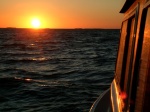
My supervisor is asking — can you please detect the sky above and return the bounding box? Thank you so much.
[0,0,125,29]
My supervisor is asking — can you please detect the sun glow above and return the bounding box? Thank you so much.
[31,18,41,28]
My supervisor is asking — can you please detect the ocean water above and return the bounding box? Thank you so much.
[0,28,119,112]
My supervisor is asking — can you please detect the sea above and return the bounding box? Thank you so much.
[0,28,120,112]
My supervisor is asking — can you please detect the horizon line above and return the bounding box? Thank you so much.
[0,27,120,30]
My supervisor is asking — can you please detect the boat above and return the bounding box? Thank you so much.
[90,0,150,112]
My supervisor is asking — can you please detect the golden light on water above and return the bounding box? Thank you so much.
[25,78,32,81]
[32,57,47,61]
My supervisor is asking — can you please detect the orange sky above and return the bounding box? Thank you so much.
[0,0,125,29]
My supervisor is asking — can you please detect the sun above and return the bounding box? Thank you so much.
[31,18,41,28]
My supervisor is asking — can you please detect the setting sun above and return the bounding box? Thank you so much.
[31,18,41,28]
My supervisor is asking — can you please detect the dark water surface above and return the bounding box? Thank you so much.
[0,28,119,112]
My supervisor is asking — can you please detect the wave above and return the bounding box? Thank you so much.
[0,77,33,88]
[0,57,50,64]
[2,43,26,48]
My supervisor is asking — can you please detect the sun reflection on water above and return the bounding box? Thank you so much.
[25,78,32,81]
[30,43,35,46]
[32,57,47,61]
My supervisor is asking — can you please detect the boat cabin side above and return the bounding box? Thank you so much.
[112,0,150,112]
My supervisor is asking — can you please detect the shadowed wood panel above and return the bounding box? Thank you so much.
[135,7,150,112]
[115,21,128,86]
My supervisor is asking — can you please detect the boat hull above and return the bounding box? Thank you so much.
[89,89,112,112]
